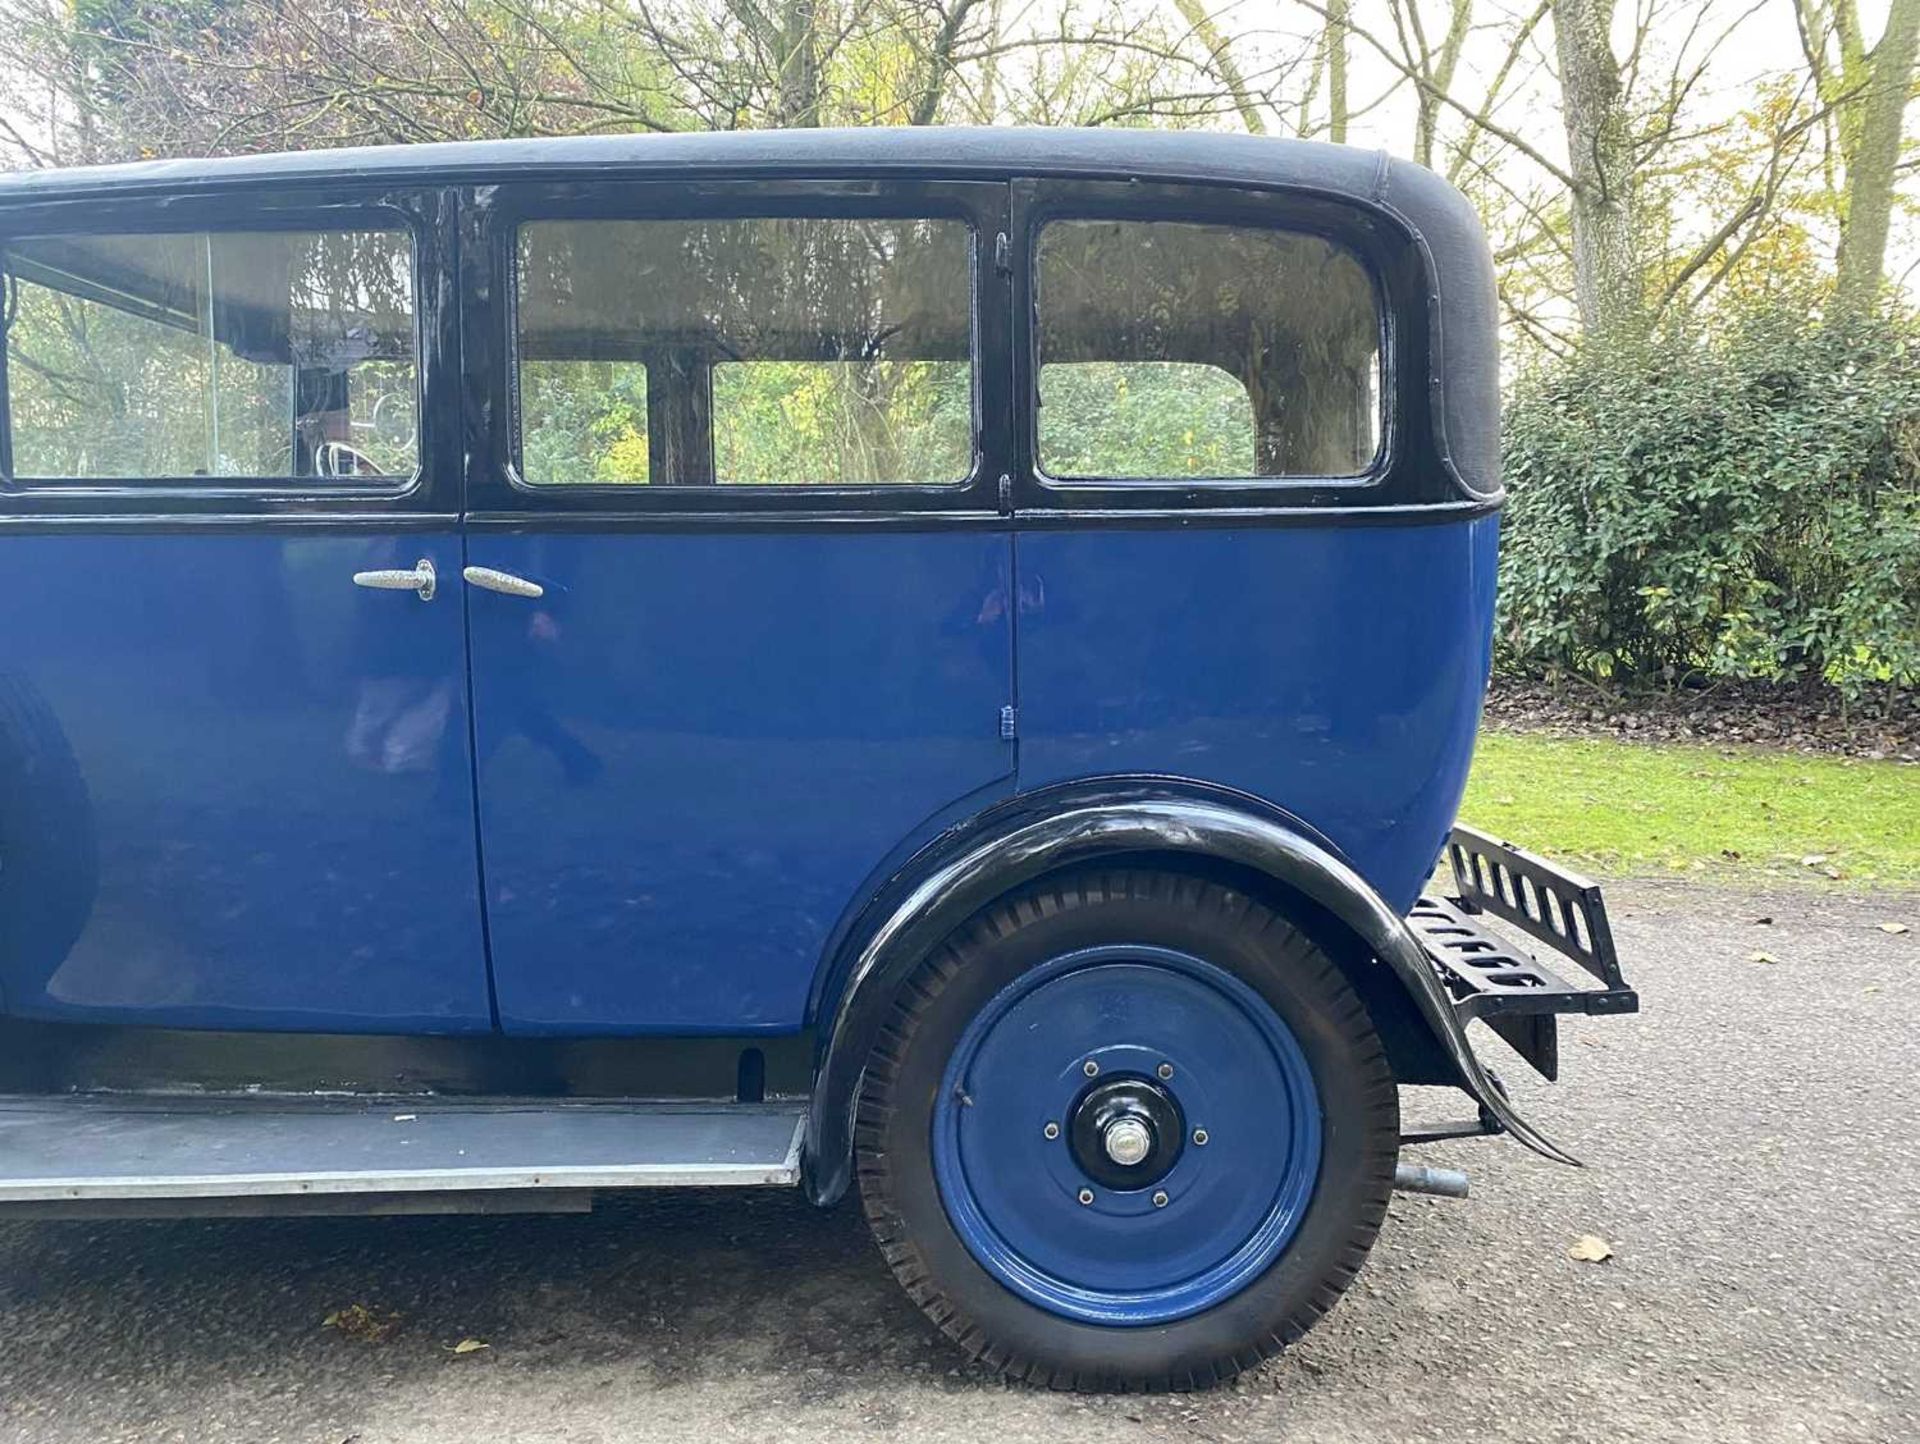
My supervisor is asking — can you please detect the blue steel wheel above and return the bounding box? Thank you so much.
[856,870,1399,1391]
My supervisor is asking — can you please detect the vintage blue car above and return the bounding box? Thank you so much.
[0,129,1635,1389]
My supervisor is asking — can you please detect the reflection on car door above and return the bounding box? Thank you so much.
[0,204,493,1032]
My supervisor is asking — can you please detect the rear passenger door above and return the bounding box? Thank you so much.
[0,188,494,1032]
[462,181,1017,1034]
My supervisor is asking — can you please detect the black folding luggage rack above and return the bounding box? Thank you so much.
[1410,825,1639,1083]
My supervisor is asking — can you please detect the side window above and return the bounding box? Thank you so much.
[515,216,974,486]
[1034,219,1381,481]
[3,227,417,482]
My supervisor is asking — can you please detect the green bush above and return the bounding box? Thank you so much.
[1497,304,1920,695]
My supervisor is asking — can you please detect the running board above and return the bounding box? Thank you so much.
[0,1095,806,1211]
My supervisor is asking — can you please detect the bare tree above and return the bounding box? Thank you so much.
[1814,0,1920,310]
[1552,0,1644,335]
[1327,0,1351,142]
[1171,0,1267,134]
[1388,0,1473,168]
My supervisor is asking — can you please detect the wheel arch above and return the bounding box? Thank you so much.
[804,778,1576,1205]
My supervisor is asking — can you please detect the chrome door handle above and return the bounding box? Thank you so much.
[463,566,545,599]
[352,557,436,601]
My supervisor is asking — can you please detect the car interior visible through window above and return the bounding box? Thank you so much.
[1033,218,1382,481]
[2,227,418,483]
[514,214,974,488]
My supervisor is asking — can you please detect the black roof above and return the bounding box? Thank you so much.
[4,127,1412,203]
[0,128,1502,500]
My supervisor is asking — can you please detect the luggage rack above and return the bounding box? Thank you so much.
[1410,825,1638,1082]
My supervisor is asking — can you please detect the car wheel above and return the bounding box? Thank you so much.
[856,868,1398,1390]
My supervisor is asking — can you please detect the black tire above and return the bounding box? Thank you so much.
[856,868,1398,1391]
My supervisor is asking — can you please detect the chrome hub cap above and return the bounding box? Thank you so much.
[1103,1116,1153,1167]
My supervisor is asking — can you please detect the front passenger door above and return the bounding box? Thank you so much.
[0,191,493,1033]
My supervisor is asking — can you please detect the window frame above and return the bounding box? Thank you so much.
[465,178,1012,521]
[1010,178,1446,516]
[0,185,452,520]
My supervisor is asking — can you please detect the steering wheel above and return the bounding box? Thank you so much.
[315,440,384,478]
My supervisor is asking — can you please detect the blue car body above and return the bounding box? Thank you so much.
[0,129,1501,1048]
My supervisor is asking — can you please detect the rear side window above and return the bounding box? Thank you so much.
[1034,219,1381,481]
[515,216,974,486]
[3,228,417,482]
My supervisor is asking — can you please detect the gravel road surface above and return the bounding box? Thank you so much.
[1,882,1915,1444]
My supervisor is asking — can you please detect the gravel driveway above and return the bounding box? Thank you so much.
[1,882,1914,1444]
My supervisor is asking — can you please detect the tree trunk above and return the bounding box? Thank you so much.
[775,0,821,127]
[977,0,1006,122]
[1833,0,1920,314]
[1415,1,1475,170]
[1551,0,1644,336]
[1173,0,1266,135]
[1327,0,1350,143]
[911,0,983,126]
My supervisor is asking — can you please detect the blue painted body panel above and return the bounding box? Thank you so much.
[0,517,1492,1037]
[1015,516,1499,914]
[465,531,1015,1034]
[0,534,493,1031]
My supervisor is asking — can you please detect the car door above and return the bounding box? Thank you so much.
[462,180,1016,1034]
[0,187,493,1032]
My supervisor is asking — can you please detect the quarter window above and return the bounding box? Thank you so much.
[3,227,417,482]
[1034,219,1381,480]
[515,216,974,486]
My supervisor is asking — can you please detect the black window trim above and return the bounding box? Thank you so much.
[465,177,1013,519]
[1009,178,1454,516]
[0,186,455,520]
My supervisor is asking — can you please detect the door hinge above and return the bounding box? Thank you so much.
[994,231,1011,275]
[998,705,1018,742]
[997,472,1013,513]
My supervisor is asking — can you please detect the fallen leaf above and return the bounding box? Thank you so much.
[1748,950,1780,965]
[449,1338,490,1355]
[1877,922,1910,935]
[1568,1234,1614,1264]
[322,1304,402,1343]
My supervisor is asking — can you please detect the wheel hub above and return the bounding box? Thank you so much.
[932,945,1323,1325]
[1067,1075,1185,1191]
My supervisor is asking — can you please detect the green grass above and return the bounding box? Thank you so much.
[1462,732,1920,887]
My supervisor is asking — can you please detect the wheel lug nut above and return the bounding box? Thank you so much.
[1043,1121,1060,1140]
[1078,1188,1095,1206]
[1156,1062,1174,1080]
[1152,1191,1169,1208]
[1193,1128,1209,1146]
[1082,1059,1100,1077]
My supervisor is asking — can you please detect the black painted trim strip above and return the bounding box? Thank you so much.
[0,496,1499,536]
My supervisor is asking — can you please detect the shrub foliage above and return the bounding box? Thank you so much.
[1498,305,1920,694]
